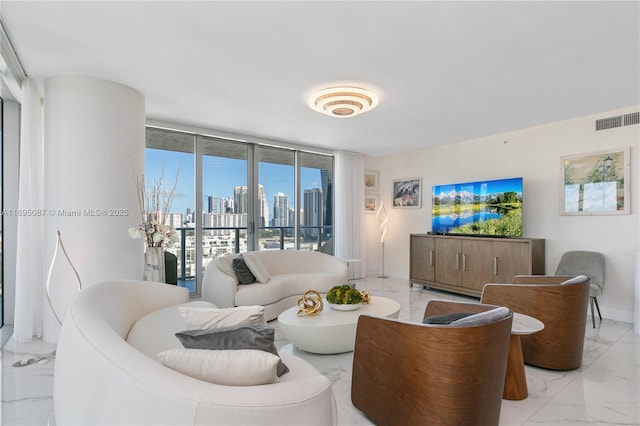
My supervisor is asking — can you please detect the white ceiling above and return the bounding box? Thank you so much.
[1,1,638,157]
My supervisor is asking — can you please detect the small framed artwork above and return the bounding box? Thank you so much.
[364,170,379,192]
[392,177,422,208]
[365,194,378,213]
[561,147,630,215]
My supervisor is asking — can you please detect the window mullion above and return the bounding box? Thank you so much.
[247,144,258,251]
[194,135,203,296]
[294,151,301,250]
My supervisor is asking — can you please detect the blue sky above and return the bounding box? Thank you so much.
[145,148,322,215]
[433,177,523,196]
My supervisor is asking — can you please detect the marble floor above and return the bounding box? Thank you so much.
[1,277,639,425]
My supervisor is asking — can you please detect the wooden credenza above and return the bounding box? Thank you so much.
[410,234,545,297]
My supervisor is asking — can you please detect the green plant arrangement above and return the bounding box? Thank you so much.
[326,284,363,305]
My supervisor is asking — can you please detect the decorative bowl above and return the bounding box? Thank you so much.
[326,284,363,307]
[328,302,362,311]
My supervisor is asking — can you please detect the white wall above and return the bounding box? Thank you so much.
[365,106,639,323]
[43,76,145,341]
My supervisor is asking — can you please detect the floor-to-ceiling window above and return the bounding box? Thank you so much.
[300,151,333,253]
[145,126,334,295]
[201,136,248,273]
[145,128,195,292]
[258,146,295,250]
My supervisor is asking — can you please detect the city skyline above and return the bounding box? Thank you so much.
[145,148,326,217]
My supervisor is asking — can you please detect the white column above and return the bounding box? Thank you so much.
[43,76,145,342]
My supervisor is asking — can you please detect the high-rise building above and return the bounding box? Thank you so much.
[208,195,219,214]
[233,185,268,227]
[166,213,183,228]
[221,197,234,214]
[234,186,248,214]
[259,186,269,228]
[203,212,214,235]
[304,188,323,233]
[288,207,297,228]
[213,213,247,229]
[273,192,288,227]
[321,169,333,226]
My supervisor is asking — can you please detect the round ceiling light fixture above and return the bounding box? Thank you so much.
[308,86,379,118]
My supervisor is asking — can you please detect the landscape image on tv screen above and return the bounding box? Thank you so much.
[432,177,523,237]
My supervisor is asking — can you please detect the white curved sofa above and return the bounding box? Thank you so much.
[202,250,348,321]
[54,279,338,425]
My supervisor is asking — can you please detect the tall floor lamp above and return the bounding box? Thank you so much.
[14,231,83,368]
[46,230,83,325]
[376,200,388,279]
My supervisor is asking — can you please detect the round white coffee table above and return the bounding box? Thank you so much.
[277,296,401,354]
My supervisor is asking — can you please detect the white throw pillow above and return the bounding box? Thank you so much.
[242,252,271,283]
[217,253,240,277]
[126,300,217,360]
[560,274,588,285]
[158,348,279,386]
[178,305,266,330]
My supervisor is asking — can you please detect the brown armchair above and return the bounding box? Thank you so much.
[481,275,590,371]
[351,300,513,426]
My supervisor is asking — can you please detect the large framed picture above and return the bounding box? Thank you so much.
[561,147,630,215]
[392,177,422,208]
[364,170,379,192]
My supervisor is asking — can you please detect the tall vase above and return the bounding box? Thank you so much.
[143,246,166,283]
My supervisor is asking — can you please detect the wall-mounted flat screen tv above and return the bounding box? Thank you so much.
[431,177,523,237]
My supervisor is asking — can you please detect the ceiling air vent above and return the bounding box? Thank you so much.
[595,111,639,131]
[624,111,639,126]
[596,115,623,131]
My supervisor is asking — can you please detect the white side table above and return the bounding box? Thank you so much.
[340,258,361,284]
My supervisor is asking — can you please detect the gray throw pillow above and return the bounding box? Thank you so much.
[232,256,257,284]
[449,306,511,326]
[175,324,289,377]
[422,312,476,325]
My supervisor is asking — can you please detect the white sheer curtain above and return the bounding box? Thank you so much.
[13,79,45,342]
[334,151,365,279]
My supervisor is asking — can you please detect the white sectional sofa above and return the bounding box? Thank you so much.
[202,250,348,321]
[54,279,338,425]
